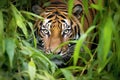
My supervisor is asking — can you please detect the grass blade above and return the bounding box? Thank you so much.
[5,38,15,68]
[0,10,4,55]
[68,0,74,17]
[28,59,36,80]
[73,26,95,66]
[10,3,28,38]
[97,15,113,73]
[83,0,89,14]
[21,11,44,20]
[29,47,57,74]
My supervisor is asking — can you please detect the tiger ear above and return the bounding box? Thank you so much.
[32,5,43,15]
[73,4,83,19]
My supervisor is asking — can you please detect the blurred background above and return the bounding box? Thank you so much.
[0,0,120,80]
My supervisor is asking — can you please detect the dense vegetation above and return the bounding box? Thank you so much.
[0,0,120,80]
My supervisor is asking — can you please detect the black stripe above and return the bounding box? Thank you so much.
[61,20,65,22]
[47,14,54,18]
[74,26,77,35]
[76,24,80,38]
[48,20,52,23]
[40,21,43,26]
[70,19,73,25]
[77,24,80,37]
[51,1,65,5]
[58,14,66,19]
[54,11,59,15]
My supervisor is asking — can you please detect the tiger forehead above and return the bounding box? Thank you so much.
[45,4,67,12]
[42,9,71,27]
[45,8,68,19]
[43,17,70,28]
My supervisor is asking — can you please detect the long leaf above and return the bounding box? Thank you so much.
[21,11,44,20]
[68,0,74,17]
[0,10,4,55]
[29,47,57,74]
[5,38,15,68]
[83,0,89,14]
[73,26,95,66]
[97,15,113,73]
[10,3,28,38]
[28,59,36,80]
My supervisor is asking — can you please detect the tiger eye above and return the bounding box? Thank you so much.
[64,29,69,34]
[43,29,49,34]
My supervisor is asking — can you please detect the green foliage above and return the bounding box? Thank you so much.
[97,15,113,73]
[68,0,74,17]
[0,10,5,55]
[5,38,15,68]
[0,0,120,80]
[73,26,95,66]
[28,59,36,80]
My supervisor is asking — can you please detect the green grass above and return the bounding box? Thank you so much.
[0,0,120,80]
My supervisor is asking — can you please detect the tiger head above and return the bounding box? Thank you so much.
[33,1,84,56]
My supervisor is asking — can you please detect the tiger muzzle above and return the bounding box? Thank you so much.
[44,36,68,55]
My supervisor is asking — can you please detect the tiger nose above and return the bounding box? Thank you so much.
[50,48,61,54]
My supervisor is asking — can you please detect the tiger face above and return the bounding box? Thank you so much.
[33,2,83,56]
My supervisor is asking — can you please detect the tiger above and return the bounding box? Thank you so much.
[32,0,97,63]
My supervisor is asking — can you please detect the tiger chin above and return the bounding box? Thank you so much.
[32,0,96,67]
